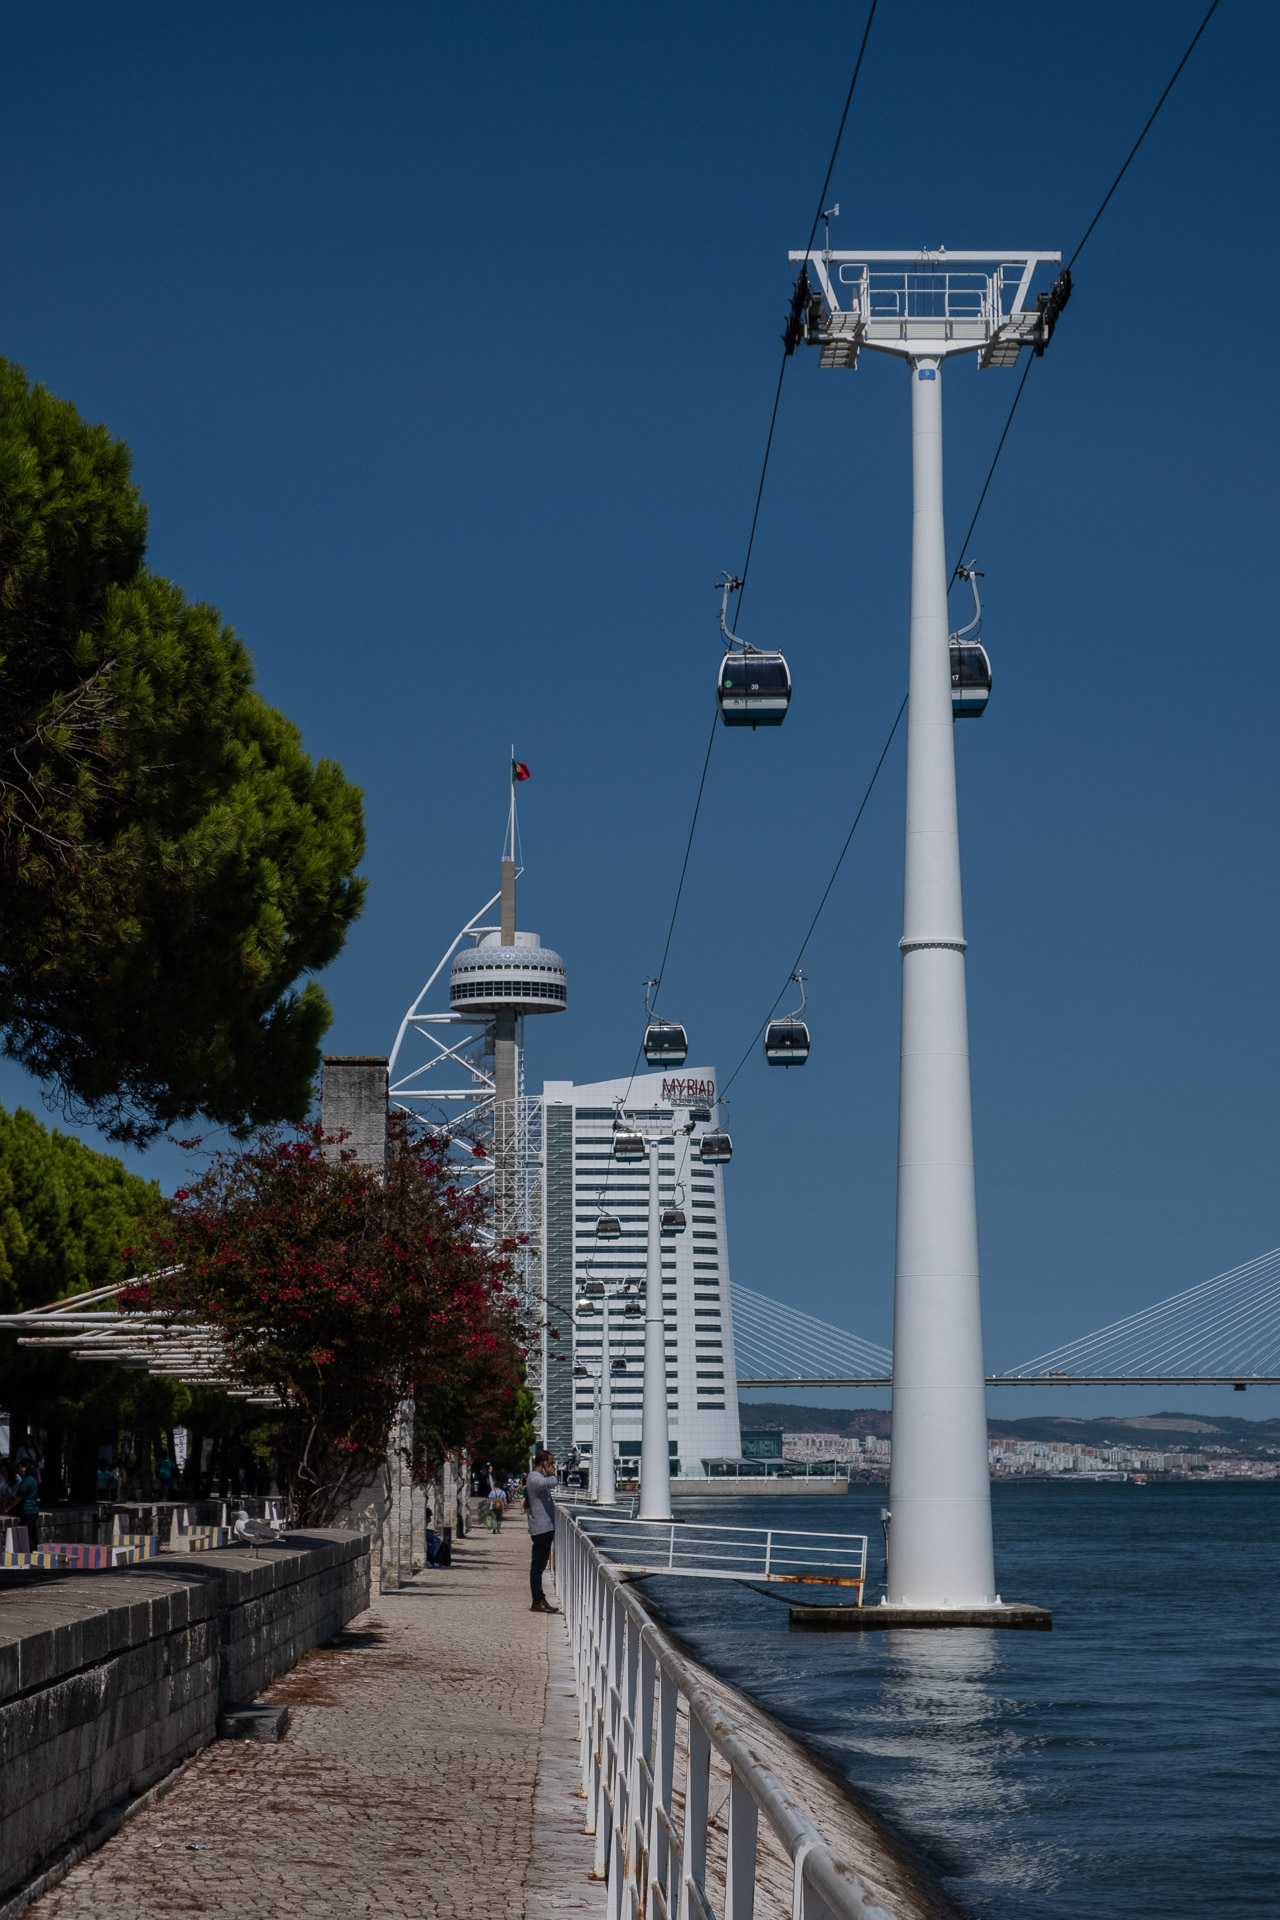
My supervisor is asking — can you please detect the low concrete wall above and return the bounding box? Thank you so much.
[213,1532,370,1704]
[0,1529,369,1904]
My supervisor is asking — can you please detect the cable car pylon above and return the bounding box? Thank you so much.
[788,243,1067,1617]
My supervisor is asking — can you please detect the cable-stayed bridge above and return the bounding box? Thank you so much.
[731,1244,1280,1388]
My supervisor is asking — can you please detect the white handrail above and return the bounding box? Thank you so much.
[556,1507,894,1919]
[575,1512,867,1594]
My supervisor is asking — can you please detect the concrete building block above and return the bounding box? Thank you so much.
[320,1056,388,1170]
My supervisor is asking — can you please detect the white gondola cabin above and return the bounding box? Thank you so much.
[764,971,810,1066]
[950,562,992,719]
[643,1021,688,1067]
[716,572,792,729]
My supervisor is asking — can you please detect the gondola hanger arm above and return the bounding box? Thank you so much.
[949,561,984,643]
[717,572,754,653]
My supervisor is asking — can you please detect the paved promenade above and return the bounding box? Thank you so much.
[29,1522,603,1920]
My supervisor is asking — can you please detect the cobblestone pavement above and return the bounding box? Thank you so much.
[30,1523,601,1920]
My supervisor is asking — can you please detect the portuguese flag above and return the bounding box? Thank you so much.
[512,759,531,783]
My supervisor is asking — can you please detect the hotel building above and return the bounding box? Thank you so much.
[541,1069,742,1477]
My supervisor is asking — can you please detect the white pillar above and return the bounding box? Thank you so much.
[639,1142,673,1520]
[887,355,996,1609]
[596,1293,617,1506]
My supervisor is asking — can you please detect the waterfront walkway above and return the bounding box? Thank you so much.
[28,1524,603,1920]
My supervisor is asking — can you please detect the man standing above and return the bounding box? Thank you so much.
[15,1462,40,1549]
[525,1450,560,1614]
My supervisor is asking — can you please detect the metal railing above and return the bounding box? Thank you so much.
[556,1507,893,1919]
[576,1513,866,1599]
[836,265,997,324]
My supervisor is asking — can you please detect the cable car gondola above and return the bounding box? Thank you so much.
[573,1363,591,1378]
[716,573,791,728]
[624,1298,644,1316]
[950,561,992,720]
[641,979,688,1068]
[596,1213,622,1239]
[613,1128,645,1161]
[611,1357,628,1373]
[699,1129,733,1165]
[764,970,811,1067]
[643,1021,688,1067]
[582,1279,605,1297]
[661,1206,686,1235]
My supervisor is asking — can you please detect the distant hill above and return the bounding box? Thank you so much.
[741,1404,892,1440]
[738,1404,1280,1457]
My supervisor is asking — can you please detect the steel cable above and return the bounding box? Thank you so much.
[948,0,1223,587]
[619,4,881,1103]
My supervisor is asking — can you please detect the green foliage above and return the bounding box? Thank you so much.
[464,1380,538,1480]
[0,1101,164,1313]
[0,1101,172,1483]
[0,357,366,1141]
[130,1119,528,1523]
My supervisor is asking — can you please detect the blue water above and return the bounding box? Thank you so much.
[636,1484,1280,1919]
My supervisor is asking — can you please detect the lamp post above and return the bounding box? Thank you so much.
[638,1138,672,1520]
[596,1289,617,1507]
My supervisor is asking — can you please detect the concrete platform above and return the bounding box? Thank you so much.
[671,1478,850,1497]
[790,1601,1052,1630]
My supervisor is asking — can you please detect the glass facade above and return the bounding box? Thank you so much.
[542,1068,742,1475]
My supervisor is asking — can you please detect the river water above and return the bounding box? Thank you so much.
[635,1482,1279,1918]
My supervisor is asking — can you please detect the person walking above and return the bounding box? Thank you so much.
[14,1461,40,1549]
[525,1450,560,1614]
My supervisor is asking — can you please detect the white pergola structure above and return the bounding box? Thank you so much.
[0,1280,283,1405]
[789,246,1066,1611]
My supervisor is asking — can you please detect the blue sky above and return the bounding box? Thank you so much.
[2,1,1276,1422]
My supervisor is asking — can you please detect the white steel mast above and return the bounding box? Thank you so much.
[788,247,1067,1606]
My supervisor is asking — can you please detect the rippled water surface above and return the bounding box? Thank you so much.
[634,1483,1279,1919]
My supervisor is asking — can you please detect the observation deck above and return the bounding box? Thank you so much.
[448,929,567,1014]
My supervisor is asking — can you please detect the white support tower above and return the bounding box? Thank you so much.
[388,788,566,1438]
[788,246,1065,1608]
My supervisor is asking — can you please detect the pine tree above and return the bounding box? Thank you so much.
[0,1102,164,1313]
[0,358,365,1140]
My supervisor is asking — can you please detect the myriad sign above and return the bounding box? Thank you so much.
[661,1077,715,1103]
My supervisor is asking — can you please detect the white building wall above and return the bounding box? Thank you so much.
[542,1070,742,1476]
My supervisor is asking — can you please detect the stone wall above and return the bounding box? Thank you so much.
[0,1530,369,1905]
[215,1531,369,1704]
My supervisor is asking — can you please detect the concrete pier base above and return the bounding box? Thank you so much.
[790,1601,1052,1631]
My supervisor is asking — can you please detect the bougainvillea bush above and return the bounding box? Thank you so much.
[122,1118,526,1522]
